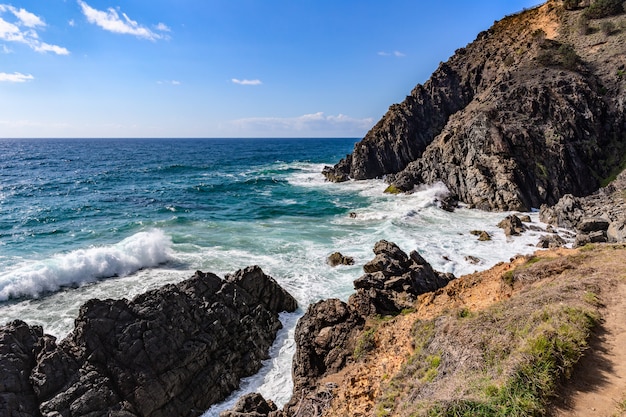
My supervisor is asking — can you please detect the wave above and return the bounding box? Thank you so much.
[0,229,172,301]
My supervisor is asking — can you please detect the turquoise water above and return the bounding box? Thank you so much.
[0,138,552,411]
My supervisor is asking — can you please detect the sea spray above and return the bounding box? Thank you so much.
[0,229,172,301]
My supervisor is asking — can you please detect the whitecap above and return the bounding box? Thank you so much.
[0,229,172,301]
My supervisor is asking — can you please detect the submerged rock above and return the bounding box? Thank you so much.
[0,266,297,417]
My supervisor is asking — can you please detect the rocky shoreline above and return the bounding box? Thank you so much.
[323,1,626,213]
[0,266,297,417]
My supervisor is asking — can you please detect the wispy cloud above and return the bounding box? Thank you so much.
[0,71,34,82]
[1,44,11,53]
[378,50,406,57]
[229,112,374,137]
[78,1,170,41]
[155,22,170,32]
[0,5,69,55]
[232,78,262,86]
[157,80,181,85]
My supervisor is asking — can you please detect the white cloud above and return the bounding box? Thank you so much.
[0,71,34,82]
[78,1,167,41]
[11,7,44,28]
[229,112,374,137]
[68,19,75,27]
[157,79,181,85]
[0,5,69,55]
[1,44,11,53]
[378,50,406,57]
[155,22,170,32]
[232,78,262,86]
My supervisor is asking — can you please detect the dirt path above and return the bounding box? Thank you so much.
[553,276,626,417]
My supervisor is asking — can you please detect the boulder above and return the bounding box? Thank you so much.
[536,234,566,249]
[1,267,297,417]
[577,217,610,233]
[219,393,278,417]
[351,240,454,316]
[0,320,44,417]
[326,252,355,267]
[608,220,626,243]
[497,215,526,236]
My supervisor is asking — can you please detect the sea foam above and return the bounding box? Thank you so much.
[0,229,172,301]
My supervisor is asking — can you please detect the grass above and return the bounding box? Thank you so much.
[354,327,377,360]
[372,252,601,417]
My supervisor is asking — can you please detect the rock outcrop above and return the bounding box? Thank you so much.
[540,168,626,245]
[324,1,626,211]
[0,266,297,417]
[283,241,453,416]
[222,241,455,417]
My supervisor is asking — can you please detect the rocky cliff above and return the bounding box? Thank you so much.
[220,241,455,417]
[0,266,297,417]
[324,0,626,211]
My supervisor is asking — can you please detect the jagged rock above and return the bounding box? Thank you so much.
[542,168,626,244]
[470,230,492,241]
[0,320,44,417]
[219,393,278,417]
[608,220,626,243]
[465,255,481,265]
[517,214,532,223]
[577,217,610,233]
[1,267,297,417]
[537,234,566,248]
[290,299,364,396]
[539,194,585,229]
[327,252,355,267]
[351,240,454,316]
[323,3,626,211]
[497,215,526,236]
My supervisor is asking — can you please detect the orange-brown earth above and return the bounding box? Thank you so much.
[316,245,626,417]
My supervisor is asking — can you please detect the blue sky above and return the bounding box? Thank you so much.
[1,0,544,138]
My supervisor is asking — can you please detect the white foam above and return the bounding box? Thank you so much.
[0,229,172,301]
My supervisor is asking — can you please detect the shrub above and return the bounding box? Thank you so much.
[564,0,581,9]
[583,0,624,19]
[559,44,579,69]
[600,20,615,34]
[577,15,591,35]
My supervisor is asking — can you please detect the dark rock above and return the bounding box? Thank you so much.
[219,393,278,417]
[323,3,626,211]
[517,214,532,223]
[497,215,526,236]
[465,255,481,265]
[2,267,297,417]
[327,252,355,267]
[351,240,454,316]
[577,217,610,233]
[537,234,566,248]
[542,169,626,244]
[290,299,364,395]
[437,194,459,212]
[470,230,492,241]
[0,320,44,417]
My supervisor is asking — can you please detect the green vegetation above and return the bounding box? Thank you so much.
[577,14,591,35]
[583,0,624,19]
[601,20,616,35]
[384,184,403,194]
[372,253,601,417]
[354,327,377,360]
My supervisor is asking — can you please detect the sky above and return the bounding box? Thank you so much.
[1,0,544,138]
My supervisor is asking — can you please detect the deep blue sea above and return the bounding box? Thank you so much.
[0,138,552,413]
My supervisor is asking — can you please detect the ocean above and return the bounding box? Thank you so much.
[0,138,554,414]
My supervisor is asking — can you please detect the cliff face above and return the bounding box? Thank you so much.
[324,1,626,211]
